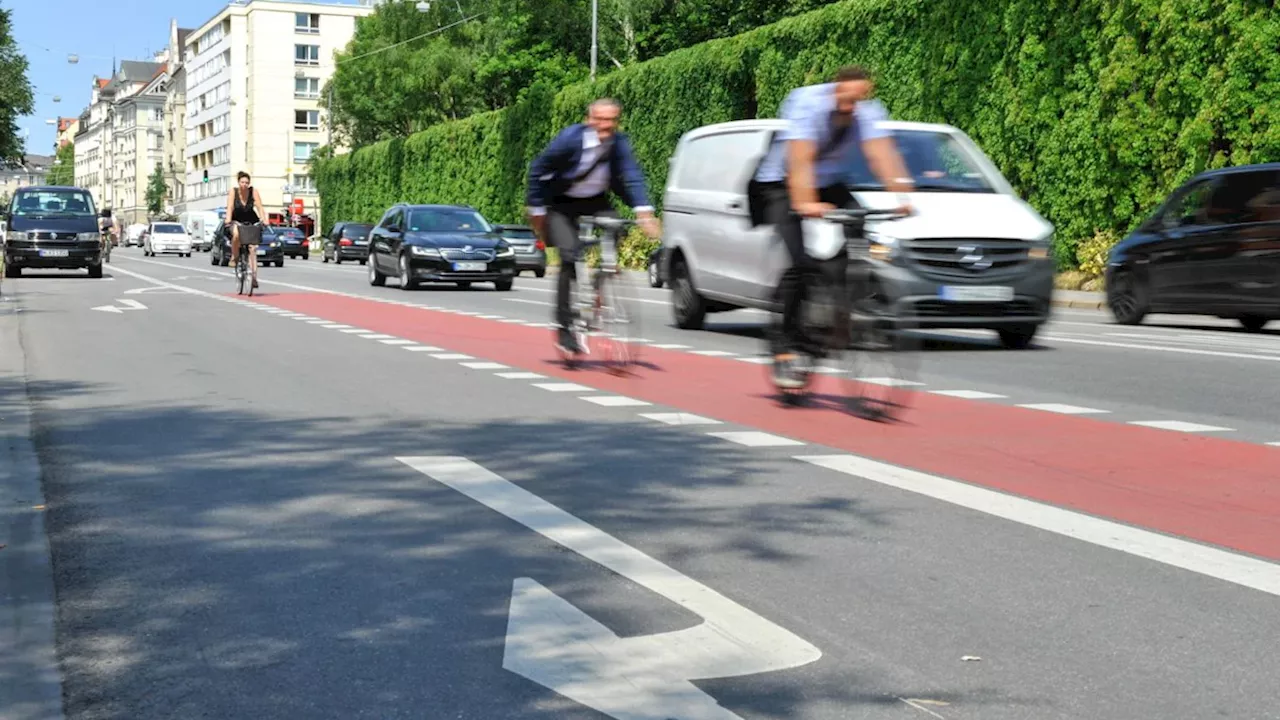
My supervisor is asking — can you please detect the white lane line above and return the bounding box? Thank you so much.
[1267,442,1280,447]
[858,377,926,387]
[339,328,371,334]
[532,382,594,393]
[708,431,805,448]
[500,318,529,323]
[379,339,418,346]
[640,413,723,426]
[737,357,772,364]
[931,390,1008,400]
[324,324,355,330]
[358,334,398,340]
[649,343,692,350]
[689,350,737,357]
[476,314,506,320]
[497,372,546,379]
[306,319,331,324]
[1128,420,1234,433]
[581,396,652,408]
[431,353,475,360]
[1041,333,1280,363]
[460,361,510,370]
[402,346,444,352]
[798,454,1280,598]
[1017,403,1110,415]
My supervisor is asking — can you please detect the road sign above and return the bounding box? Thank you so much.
[399,456,821,720]
[291,198,305,215]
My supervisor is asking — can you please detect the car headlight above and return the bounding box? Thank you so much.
[6,230,27,242]
[866,230,897,260]
[77,232,101,242]
[270,241,281,248]
[1028,233,1052,259]
[495,242,514,258]
[410,245,441,258]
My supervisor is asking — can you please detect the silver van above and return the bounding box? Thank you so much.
[660,119,1056,348]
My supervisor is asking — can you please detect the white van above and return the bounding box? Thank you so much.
[179,210,220,252]
[660,119,1056,348]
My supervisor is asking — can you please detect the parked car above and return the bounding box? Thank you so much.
[648,246,667,288]
[1105,163,1280,332]
[210,221,285,267]
[493,224,546,277]
[2,185,106,278]
[273,225,309,259]
[323,221,372,264]
[144,221,195,257]
[659,119,1055,348]
[366,204,517,291]
[124,223,148,247]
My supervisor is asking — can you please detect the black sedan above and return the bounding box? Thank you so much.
[210,222,285,268]
[366,204,517,291]
[324,221,372,264]
[274,226,309,259]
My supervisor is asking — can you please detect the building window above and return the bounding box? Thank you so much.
[292,174,316,193]
[293,142,319,163]
[295,12,320,34]
[294,110,320,131]
[294,77,321,99]
[294,44,320,66]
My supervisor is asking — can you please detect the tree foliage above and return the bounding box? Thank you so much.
[0,3,34,163]
[318,0,1280,269]
[146,163,167,216]
[45,143,75,186]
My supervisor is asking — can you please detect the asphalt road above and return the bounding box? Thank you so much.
[2,248,1278,720]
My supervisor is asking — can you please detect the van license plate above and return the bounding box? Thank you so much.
[257,248,266,255]
[39,249,70,258]
[940,285,1013,302]
[453,262,486,272]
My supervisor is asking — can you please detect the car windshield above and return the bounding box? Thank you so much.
[407,209,492,234]
[154,224,184,233]
[10,189,97,217]
[846,130,996,194]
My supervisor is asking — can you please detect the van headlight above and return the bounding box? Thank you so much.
[6,231,27,242]
[866,230,897,260]
[77,232,101,242]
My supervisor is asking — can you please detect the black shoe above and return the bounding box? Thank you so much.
[556,328,582,355]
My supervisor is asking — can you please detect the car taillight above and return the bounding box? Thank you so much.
[339,238,353,246]
[535,239,546,251]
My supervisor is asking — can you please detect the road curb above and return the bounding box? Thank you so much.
[0,294,67,720]
[1053,298,1106,310]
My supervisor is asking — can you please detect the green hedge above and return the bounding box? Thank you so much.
[316,0,1280,269]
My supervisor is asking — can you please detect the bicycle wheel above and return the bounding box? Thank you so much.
[594,269,642,373]
[236,254,247,295]
[833,271,920,422]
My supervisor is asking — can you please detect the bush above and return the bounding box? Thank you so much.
[1076,228,1122,278]
[316,0,1280,271]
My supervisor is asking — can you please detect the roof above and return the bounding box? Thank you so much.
[1196,163,1280,179]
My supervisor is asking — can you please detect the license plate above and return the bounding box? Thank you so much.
[453,261,486,272]
[355,240,367,246]
[39,249,69,258]
[939,285,1014,302]
[257,248,266,255]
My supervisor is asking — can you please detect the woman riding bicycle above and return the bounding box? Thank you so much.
[748,65,914,389]
[226,171,268,290]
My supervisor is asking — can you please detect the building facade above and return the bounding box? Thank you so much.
[1,156,53,204]
[183,0,370,217]
[72,62,167,217]
[165,20,193,215]
[55,118,79,149]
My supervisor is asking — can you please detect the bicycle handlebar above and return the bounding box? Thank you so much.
[581,216,637,232]
[822,208,909,224]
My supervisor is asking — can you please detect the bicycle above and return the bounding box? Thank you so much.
[559,215,642,373]
[766,207,919,420]
[233,223,263,297]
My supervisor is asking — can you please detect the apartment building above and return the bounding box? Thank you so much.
[0,155,52,202]
[183,0,371,217]
[72,61,167,218]
[165,19,194,215]
[55,118,79,149]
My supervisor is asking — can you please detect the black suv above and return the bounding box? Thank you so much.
[3,186,106,278]
[210,221,285,267]
[1106,163,1280,332]
[366,204,517,290]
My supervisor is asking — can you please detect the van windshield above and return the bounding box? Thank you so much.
[10,188,98,217]
[846,130,996,194]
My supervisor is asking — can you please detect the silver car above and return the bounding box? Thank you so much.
[660,119,1056,349]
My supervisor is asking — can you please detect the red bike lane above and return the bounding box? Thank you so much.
[249,291,1280,563]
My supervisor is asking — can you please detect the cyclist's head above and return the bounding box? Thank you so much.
[237,171,251,190]
[832,65,874,113]
[586,98,622,142]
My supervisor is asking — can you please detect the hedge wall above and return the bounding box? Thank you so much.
[315,0,1280,269]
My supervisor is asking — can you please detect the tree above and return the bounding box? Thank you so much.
[0,4,34,163]
[146,163,167,216]
[46,143,75,185]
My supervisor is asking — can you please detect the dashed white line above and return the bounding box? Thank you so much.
[532,382,594,393]
[306,319,331,324]
[1128,420,1234,433]
[339,328,371,334]
[1267,442,1280,447]
[402,346,444,352]
[1017,403,1110,415]
[379,339,418,346]
[858,377,926,387]
[431,353,475,360]
[476,315,505,320]
[324,324,355,330]
[708,431,805,447]
[736,356,772,364]
[689,350,737,357]
[581,396,652,407]
[358,334,398,340]
[649,343,692,350]
[931,390,1008,400]
[460,361,510,370]
[640,412,723,426]
[496,372,546,380]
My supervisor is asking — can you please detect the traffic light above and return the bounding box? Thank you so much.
[202,170,208,183]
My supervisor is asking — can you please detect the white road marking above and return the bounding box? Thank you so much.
[431,353,475,360]
[1267,442,1280,447]
[1128,420,1234,433]
[532,382,594,393]
[323,324,355,330]
[460,361,510,370]
[402,346,444,352]
[798,454,1280,598]
[737,356,772,364]
[640,413,722,426]
[931,390,1008,400]
[496,372,546,379]
[358,334,398,340]
[581,396,652,407]
[1041,333,1280,363]
[339,328,371,334]
[649,343,692,350]
[689,350,737,357]
[500,318,529,323]
[477,314,506,319]
[1017,403,1110,415]
[858,377,925,387]
[306,319,331,324]
[708,431,805,448]
[398,456,821,720]
[379,339,418,346]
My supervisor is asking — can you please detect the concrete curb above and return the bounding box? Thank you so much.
[1053,298,1106,311]
[0,294,66,720]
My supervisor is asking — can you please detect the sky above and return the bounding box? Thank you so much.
[9,0,365,157]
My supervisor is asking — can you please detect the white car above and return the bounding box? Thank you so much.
[145,222,194,257]
[124,223,148,247]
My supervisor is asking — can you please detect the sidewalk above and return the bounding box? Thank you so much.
[0,295,65,720]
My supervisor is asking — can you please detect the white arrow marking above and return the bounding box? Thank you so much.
[118,299,147,310]
[91,305,123,313]
[397,456,821,720]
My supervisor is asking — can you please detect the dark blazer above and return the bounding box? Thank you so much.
[526,123,652,210]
